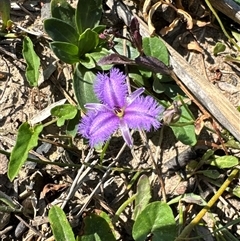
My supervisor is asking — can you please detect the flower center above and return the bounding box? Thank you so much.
[114,107,124,118]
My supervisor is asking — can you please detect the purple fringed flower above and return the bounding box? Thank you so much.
[78,68,164,147]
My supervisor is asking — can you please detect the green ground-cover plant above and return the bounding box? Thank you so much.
[7,0,199,181]
[1,0,239,240]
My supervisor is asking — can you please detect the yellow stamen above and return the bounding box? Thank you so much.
[114,108,124,118]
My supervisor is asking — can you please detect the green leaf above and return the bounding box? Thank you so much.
[213,42,226,55]
[114,37,140,59]
[80,54,96,69]
[75,0,102,34]
[233,186,240,198]
[181,193,207,206]
[232,30,240,44]
[92,25,106,34]
[142,37,169,65]
[133,175,151,220]
[153,77,166,94]
[202,149,214,161]
[225,139,240,149]
[88,48,111,70]
[0,0,11,30]
[44,18,79,45]
[8,122,43,181]
[51,104,78,127]
[200,169,221,179]
[225,54,240,63]
[128,66,152,88]
[209,155,239,168]
[162,84,185,99]
[170,104,197,146]
[233,0,240,4]
[22,36,40,87]
[66,109,81,137]
[78,28,99,56]
[73,64,98,110]
[51,0,76,28]
[50,42,79,64]
[49,206,75,241]
[132,202,176,241]
[76,212,116,241]
[138,66,152,78]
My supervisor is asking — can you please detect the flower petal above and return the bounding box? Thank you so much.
[78,109,119,147]
[127,87,145,104]
[85,103,109,111]
[94,68,128,108]
[119,119,133,147]
[123,96,164,131]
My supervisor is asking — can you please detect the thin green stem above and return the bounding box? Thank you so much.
[205,0,240,51]
[100,140,110,163]
[0,190,22,212]
[112,194,137,224]
[41,118,57,128]
[178,94,195,120]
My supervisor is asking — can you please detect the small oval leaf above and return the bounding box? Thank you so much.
[50,42,79,64]
[209,155,239,169]
[8,122,43,181]
[49,206,75,241]
[22,36,40,87]
[133,175,151,220]
[213,42,226,55]
[44,18,79,45]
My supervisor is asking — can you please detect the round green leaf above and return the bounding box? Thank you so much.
[213,42,226,55]
[142,37,169,65]
[51,104,78,127]
[132,201,176,241]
